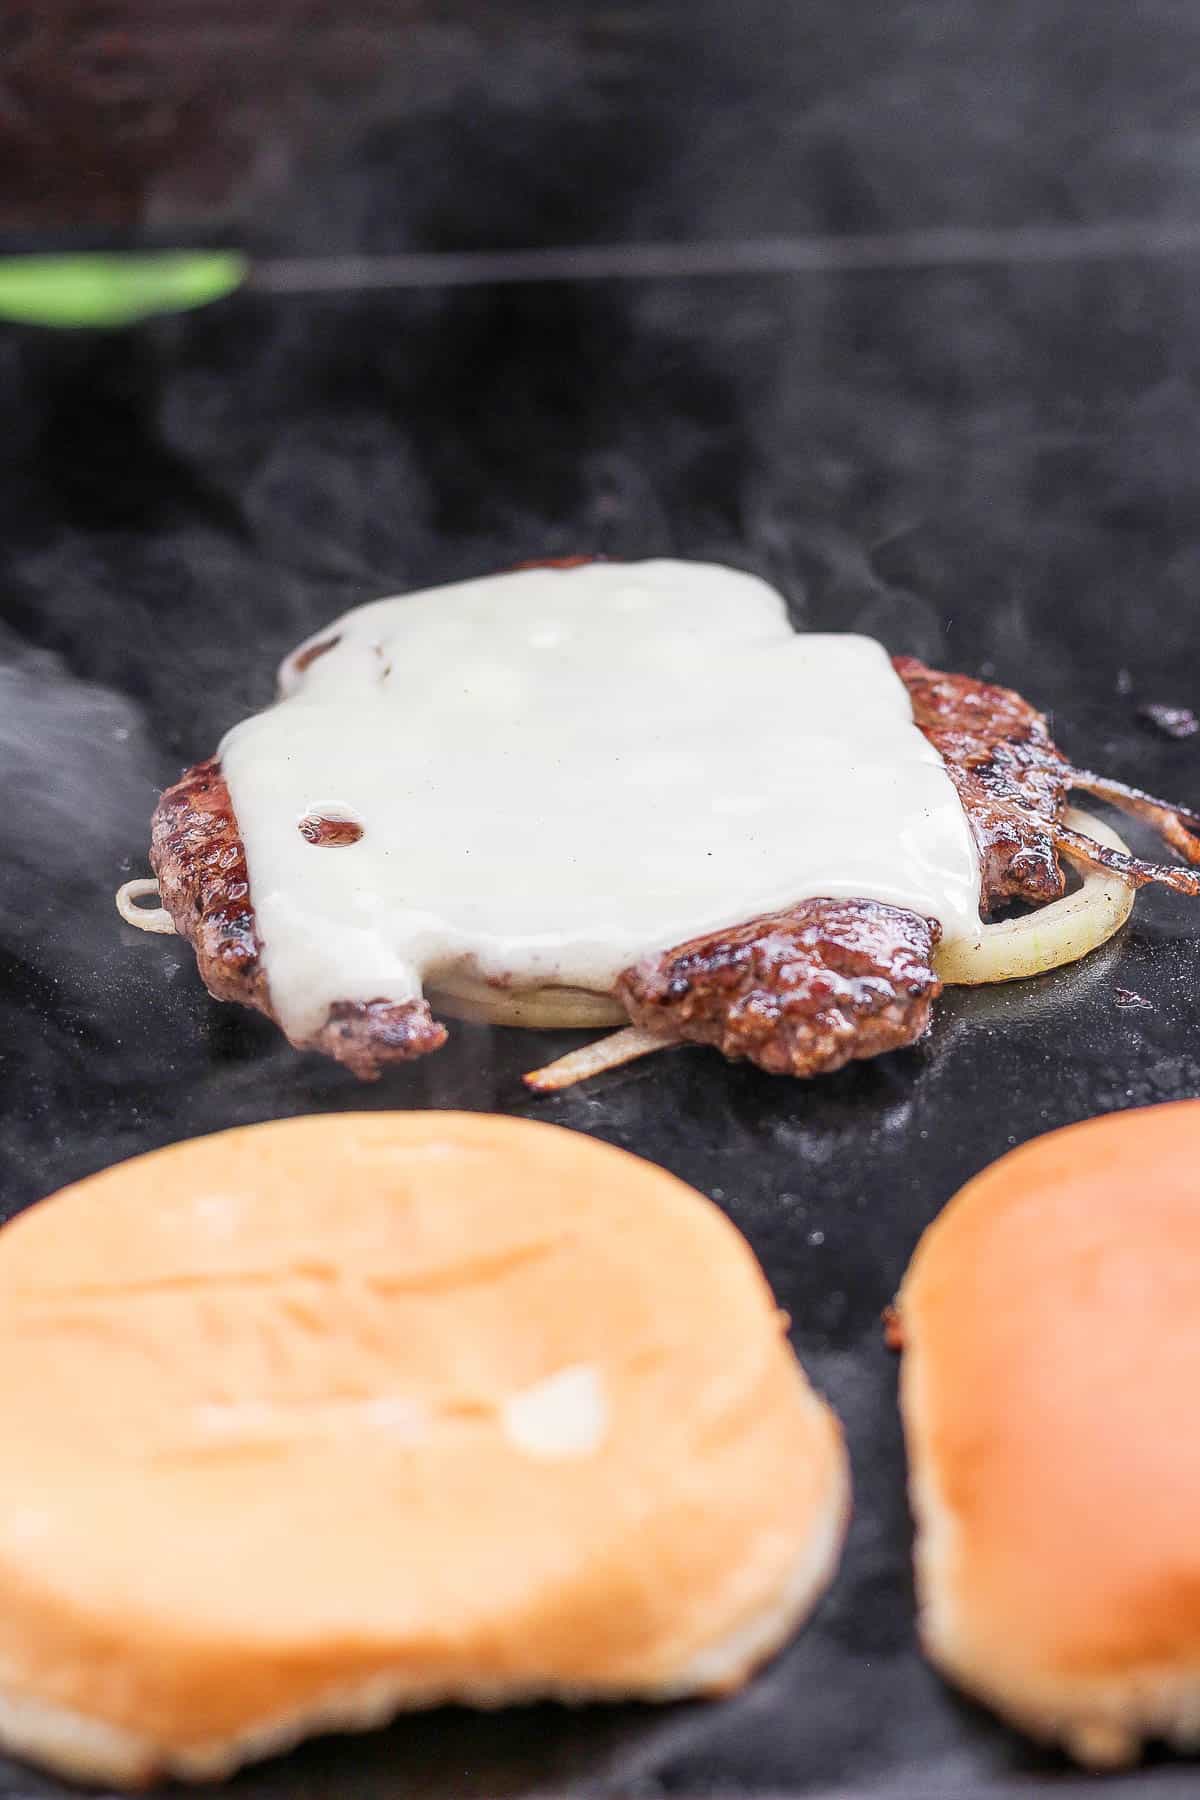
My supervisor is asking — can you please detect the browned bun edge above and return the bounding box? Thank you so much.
[0,1456,849,1788]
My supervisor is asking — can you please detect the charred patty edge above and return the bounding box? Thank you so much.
[149,759,445,1079]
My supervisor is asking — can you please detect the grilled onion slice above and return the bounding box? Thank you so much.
[427,977,625,1029]
[933,807,1133,987]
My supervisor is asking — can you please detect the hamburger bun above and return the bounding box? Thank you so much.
[896,1099,1200,1767]
[0,1112,848,1786]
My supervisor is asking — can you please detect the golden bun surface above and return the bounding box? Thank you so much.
[0,1112,847,1785]
[898,1099,1200,1767]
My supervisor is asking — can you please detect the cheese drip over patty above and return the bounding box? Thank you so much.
[220,559,981,1039]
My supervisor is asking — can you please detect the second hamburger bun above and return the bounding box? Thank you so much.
[896,1099,1200,1767]
[0,1112,848,1786]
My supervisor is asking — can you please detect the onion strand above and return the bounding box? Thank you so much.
[523,1028,670,1092]
[115,879,177,935]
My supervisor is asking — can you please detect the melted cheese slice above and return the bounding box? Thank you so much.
[220,559,980,1040]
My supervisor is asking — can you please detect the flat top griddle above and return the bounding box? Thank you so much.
[3,220,1200,1800]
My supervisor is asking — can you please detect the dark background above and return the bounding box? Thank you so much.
[3,3,1200,1796]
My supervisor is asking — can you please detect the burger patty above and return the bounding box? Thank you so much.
[894,655,1072,907]
[150,759,447,1078]
[149,660,1200,1081]
[615,900,942,1079]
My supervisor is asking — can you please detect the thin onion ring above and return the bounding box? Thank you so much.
[933,807,1133,987]
[115,879,177,935]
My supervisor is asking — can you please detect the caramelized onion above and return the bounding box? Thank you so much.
[934,808,1134,987]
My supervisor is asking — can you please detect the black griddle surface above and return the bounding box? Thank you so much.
[4,25,1200,1790]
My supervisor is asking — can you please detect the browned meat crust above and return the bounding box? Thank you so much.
[614,901,942,1078]
[894,656,1071,909]
[315,998,448,1079]
[148,651,1200,1082]
[149,760,446,1079]
[896,655,1200,906]
[615,659,1068,1076]
[613,657,1200,1077]
[150,759,260,1007]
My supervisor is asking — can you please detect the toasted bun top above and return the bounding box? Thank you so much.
[0,1112,842,1753]
[898,1099,1200,1702]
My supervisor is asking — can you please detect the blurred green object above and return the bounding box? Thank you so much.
[0,251,247,327]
